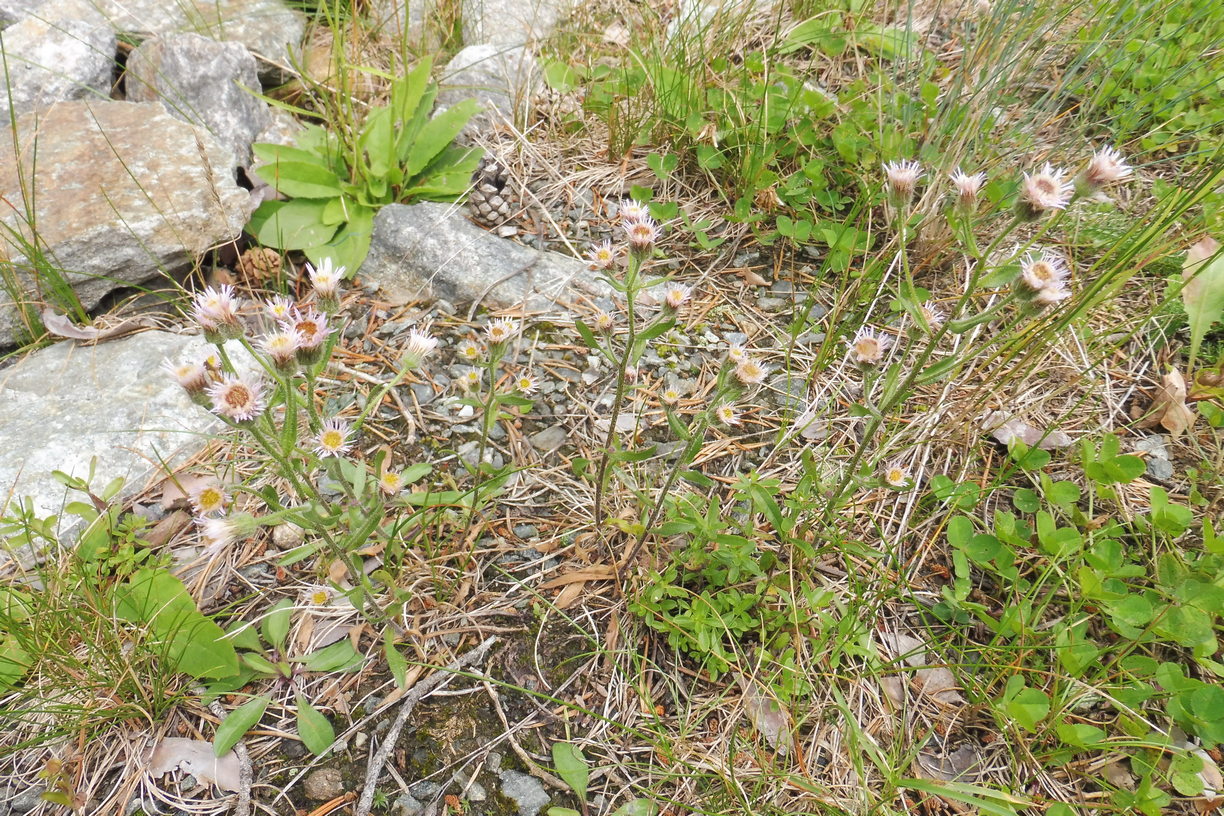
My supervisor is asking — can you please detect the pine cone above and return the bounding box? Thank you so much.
[467,156,515,228]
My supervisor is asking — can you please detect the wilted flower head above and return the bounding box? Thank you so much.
[197,512,257,555]
[734,356,769,386]
[625,218,660,254]
[1016,163,1073,221]
[313,418,352,458]
[1076,147,1132,196]
[163,358,211,398]
[586,240,619,270]
[882,462,911,488]
[401,329,439,369]
[883,159,924,205]
[949,168,987,212]
[619,200,651,223]
[378,470,404,495]
[514,372,537,394]
[265,295,295,322]
[307,258,344,297]
[919,301,946,329]
[190,482,228,516]
[1030,283,1072,308]
[662,284,690,311]
[191,285,243,341]
[207,373,266,422]
[1018,250,1069,293]
[847,327,892,366]
[259,328,301,373]
[486,318,518,346]
[715,403,740,426]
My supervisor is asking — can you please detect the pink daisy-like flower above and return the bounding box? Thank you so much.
[1018,251,1070,294]
[920,301,946,329]
[883,159,924,205]
[882,463,911,488]
[401,329,439,369]
[1076,146,1132,195]
[624,218,660,254]
[1016,163,1073,221]
[586,240,619,271]
[283,308,330,365]
[207,373,266,422]
[259,328,302,372]
[307,258,345,298]
[734,357,769,386]
[163,358,211,397]
[190,482,228,516]
[949,168,987,211]
[619,200,651,223]
[313,418,352,457]
[847,327,893,366]
[715,404,739,426]
[191,285,243,340]
[265,295,295,322]
[662,284,690,310]
[486,318,518,346]
[378,470,404,495]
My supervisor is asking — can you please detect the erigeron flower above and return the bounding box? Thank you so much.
[949,168,987,212]
[401,329,439,370]
[625,218,660,255]
[207,373,266,422]
[198,515,237,553]
[661,385,683,406]
[191,284,243,341]
[715,403,740,426]
[283,308,330,365]
[619,200,651,223]
[727,343,747,363]
[485,318,518,346]
[847,327,892,366]
[190,482,228,516]
[313,418,352,457]
[265,295,295,322]
[163,358,211,400]
[883,159,924,205]
[919,301,945,329]
[378,470,404,495]
[459,368,482,389]
[1015,163,1073,221]
[514,373,537,394]
[586,240,618,270]
[882,462,911,488]
[456,339,482,362]
[1018,250,1070,294]
[1030,283,1072,308]
[592,311,615,332]
[259,328,302,373]
[662,284,690,311]
[734,357,769,386]
[302,585,336,606]
[307,258,344,298]
[1075,146,1132,196]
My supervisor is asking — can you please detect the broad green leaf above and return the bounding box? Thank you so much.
[0,635,30,689]
[1181,237,1224,367]
[250,199,339,251]
[113,569,238,679]
[296,695,335,756]
[1005,686,1050,731]
[359,106,394,180]
[384,634,408,689]
[404,99,481,178]
[551,743,589,799]
[297,639,364,672]
[253,160,343,199]
[306,204,375,274]
[214,694,269,756]
[226,622,262,653]
[611,800,659,816]
[547,810,582,816]
[262,598,294,652]
[252,142,331,166]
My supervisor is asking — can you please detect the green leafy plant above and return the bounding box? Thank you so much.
[248,58,483,273]
[547,741,657,816]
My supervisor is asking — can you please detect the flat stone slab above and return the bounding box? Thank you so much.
[0,331,218,556]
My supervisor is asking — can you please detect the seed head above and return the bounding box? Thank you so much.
[883,159,924,205]
[1016,163,1073,221]
[198,515,238,554]
[401,329,439,370]
[1076,146,1132,196]
[313,418,352,458]
[207,373,266,422]
[847,327,892,366]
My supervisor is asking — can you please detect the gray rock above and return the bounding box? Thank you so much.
[0,0,116,120]
[9,786,43,812]
[0,0,43,28]
[529,424,567,451]
[498,770,550,816]
[1134,435,1173,481]
[394,792,426,816]
[0,100,249,346]
[91,0,304,81]
[438,44,538,133]
[512,523,538,539]
[362,203,606,312]
[461,0,573,47]
[303,768,344,801]
[0,332,224,561]
[126,32,270,166]
[768,373,806,412]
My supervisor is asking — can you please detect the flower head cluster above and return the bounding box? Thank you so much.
[1016,163,1073,221]
[1075,147,1132,196]
[847,327,893,366]
[191,285,244,342]
[883,159,924,206]
[1015,250,1072,308]
[206,373,266,423]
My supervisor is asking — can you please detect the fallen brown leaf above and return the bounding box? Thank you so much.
[538,565,616,590]
[1138,368,1197,437]
[42,308,156,343]
[148,737,241,792]
[735,674,792,755]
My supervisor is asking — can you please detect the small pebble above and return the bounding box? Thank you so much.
[304,768,344,802]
